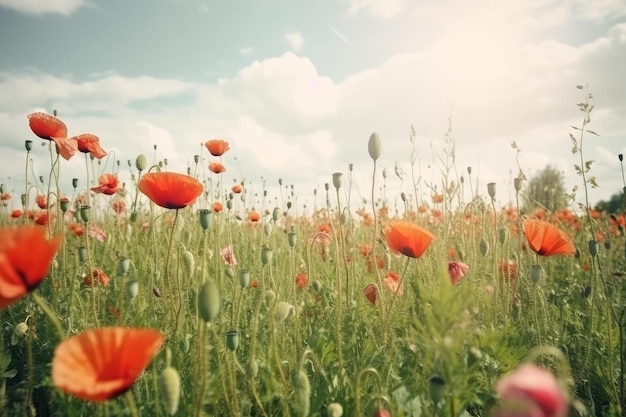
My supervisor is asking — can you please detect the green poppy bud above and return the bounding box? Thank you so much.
[198,209,211,231]
[368,132,382,161]
[198,279,220,322]
[588,240,599,257]
[261,246,273,266]
[126,280,139,301]
[135,154,147,172]
[158,365,181,415]
[530,264,543,283]
[226,329,240,351]
[479,238,489,257]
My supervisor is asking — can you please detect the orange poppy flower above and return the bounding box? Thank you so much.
[248,210,261,223]
[231,183,243,194]
[91,173,121,196]
[383,271,403,295]
[523,219,576,256]
[10,209,23,219]
[34,211,52,226]
[208,162,226,174]
[52,327,165,402]
[83,268,110,286]
[363,284,378,305]
[74,134,107,159]
[212,201,223,213]
[0,226,62,310]
[432,193,444,204]
[205,139,230,156]
[138,172,203,210]
[27,112,77,160]
[384,221,435,258]
[36,194,47,209]
[295,272,308,289]
[0,193,11,202]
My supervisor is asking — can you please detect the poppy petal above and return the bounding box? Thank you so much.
[27,112,68,140]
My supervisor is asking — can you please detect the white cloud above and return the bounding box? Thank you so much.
[239,47,253,55]
[285,32,304,52]
[346,0,408,19]
[0,0,86,15]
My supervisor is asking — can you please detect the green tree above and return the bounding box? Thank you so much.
[595,190,625,214]
[524,165,568,212]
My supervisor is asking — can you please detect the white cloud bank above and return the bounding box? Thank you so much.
[0,0,86,15]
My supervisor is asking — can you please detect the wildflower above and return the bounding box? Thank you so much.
[138,172,203,210]
[27,112,77,160]
[447,261,469,285]
[212,201,223,213]
[432,193,444,204]
[295,272,308,289]
[205,139,230,156]
[83,268,110,287]
[221,245,237,266]
[10,209,23,219]
[500,260,518,282]
[366,255,384,273]
[34,211,52,226]
[208,162,226,174]
[111,198,126,214]
[0,226,62,309]
[91,173,121,196]
[52,327,164,402]
[0,192,11,203]
[383,271,403,295]
[231,183,243,194]
[68,222,84,237]
[523,219,576,257]
[74,134,107,159]
[494,363,568,417]
[248,210,261,223]
[384,221,435,258]
[360,244,372,257]
[363,284,378,305]
[87,224,107,243]
[36,194,47,209]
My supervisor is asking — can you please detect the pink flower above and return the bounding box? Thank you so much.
[447,261,469,285]
[383,271,403,295]
[494,364,568,417]
[221,245,237,266]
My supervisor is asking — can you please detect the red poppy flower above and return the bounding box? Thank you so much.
[34,211,52,226]
[36,194,47,209]
[52,327,165,402]
[73,134,107,159]
[523,219,576,257]
[383,271,402,295]
[83,268,110,286]
[231,183,243,194]
[500,259,518,282]
[68,222,84,237]
[384,221,435,258]
[91,173,121,196]
[0,226,62,310]
[363,284,378,305]
[208,162,226,174]
[111,198,126,214]
[295,272,308,289]
[27,112,77,160]
[447,261,469,285]
[248,210,261,223]
[360,244,372,257]
[10,209,23,219]
[138,172,203,210]
[205,139,230,156]
[0,193,11,202]
[212,201,223,213]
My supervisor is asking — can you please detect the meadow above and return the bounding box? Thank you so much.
[0,90,624,417]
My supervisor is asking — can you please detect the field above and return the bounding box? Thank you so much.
[1,96,625,417]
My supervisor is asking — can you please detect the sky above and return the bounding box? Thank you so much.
[0,0,625,216]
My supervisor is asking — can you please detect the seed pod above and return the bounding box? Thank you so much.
[497,227,509,245]
[261,246,273,266]
[588,240,599,257]
[198,209,211,231]
[530,264,543,283]
[226,329,240,351]
[158,366,181,415]
[117,257,130,276]
[126,281,139,301]
[429,376,446,404]
[332,172,343,190]
[239,269,250,288]
[272,207,281,222]
[487,182,496,199]
[292,369,310,417]
[368,132,382,161]
[198,279,220,322]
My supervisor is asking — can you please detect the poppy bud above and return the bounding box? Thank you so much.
[487,182,496,199]
[194,154,200,164]
[60,199,70,213]
[198,209,211,231]
[25,140,33,151]
[332,172,343,190]
[78,246,88,263]
[130,211,138,223]
[287,201,292,210]
[71,178,78,189]
[401,192,406,202]
[136,154,147,172]
[158,364,181,415]
[429,376,446,404]
[292,369,311,417]
[604,239,611,250]
[514,177,523,192]
[182,250,195,278]
[117,257,130,275]
[249,359,259,379]
[312,280,322,292]
[588,240,599,257]
[498,227,509,245]
[198,279,220,322]
[368,132,382,161]
[226,200,233,210]
[239,269,250,288]
[467,166,472,175]
[226,329,240,351]
[288,227,297,248]
[620,154,624,162]
[272,207,281,222]
[479,238,489,257]
[327,403,343,417]
[530,264,543,283]
[460,175,464,184]
[382,168,387,179]
[261,246,273,266]
[80,205,91,223]
[126,280,139,301]
[225,267,235,279]
[325,183,329,192]
[39,175,44,184]
[21,194,26,206]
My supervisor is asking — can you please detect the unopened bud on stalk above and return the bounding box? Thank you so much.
[25,140,33,151]
[117,257,130,275]
[158,349,181,415]
[428,376,446,404]
[80,205,91,223]
[198,209,211,230]
[226,329,240,351]
[78,246,88,263]
[514,177,523,192]
[498,227,509,245]
[272,207,281,222]
[194,154,200,164]
[126,280,139,300]
[135,154,147,172]
[368,132,382,161]
[588,240,599,257]
[198,279,220,322]
[288,227,297,248]
[530,264,543,283]
[467,167,472,175]
[261,246,273,266]
[239,269,250,288]
[479,238,489,257]
[619,154,623,162]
